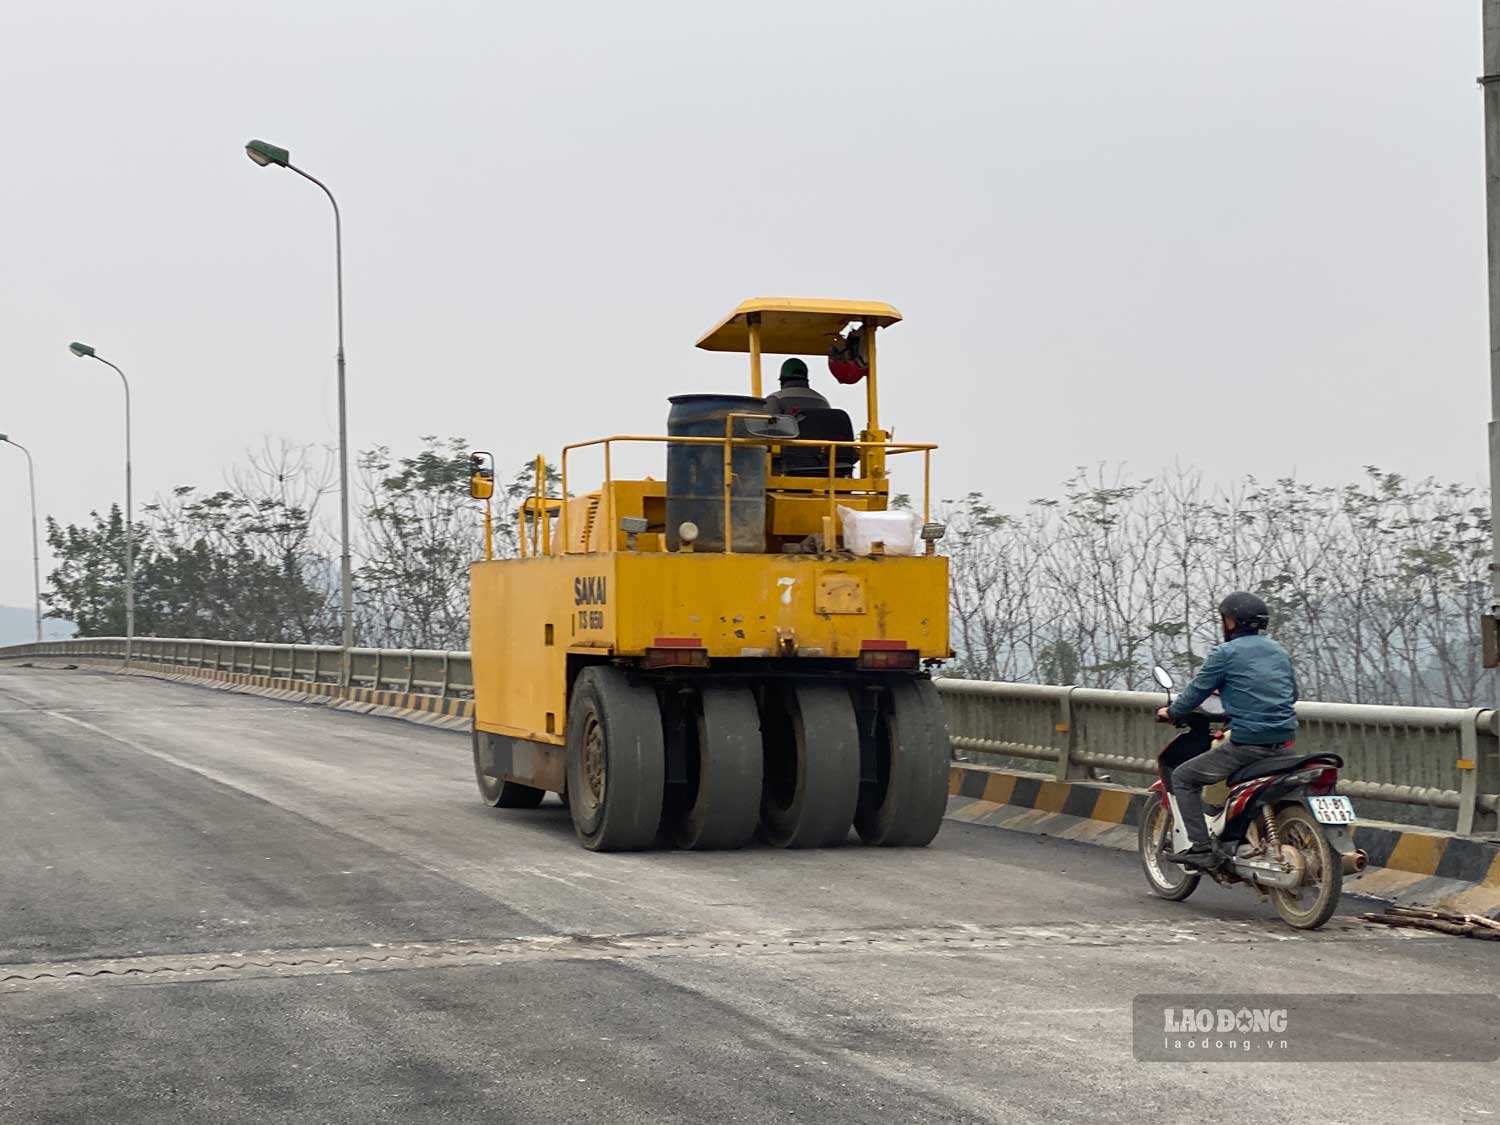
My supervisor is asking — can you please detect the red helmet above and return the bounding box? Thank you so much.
[828,328,868,385]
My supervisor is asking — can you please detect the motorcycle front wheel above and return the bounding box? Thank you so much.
[1270,805,1342,930]
[1138,799,1201,901]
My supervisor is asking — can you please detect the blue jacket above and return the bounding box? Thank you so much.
[1166,634,1298,746]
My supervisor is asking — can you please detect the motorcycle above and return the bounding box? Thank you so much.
[1138,665,1368,930]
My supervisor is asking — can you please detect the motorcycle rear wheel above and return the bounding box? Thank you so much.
[1138,799,1201,901]
[1270,805,1342,930]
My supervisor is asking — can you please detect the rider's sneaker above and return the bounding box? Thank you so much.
[1165,844,1221,870]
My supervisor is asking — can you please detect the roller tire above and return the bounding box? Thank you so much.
[854,678,949,847]
[488,780,547,809]
[675,685,763,850]
[473,729,546,808]
[760,682,860,849]
[565,666,666,851]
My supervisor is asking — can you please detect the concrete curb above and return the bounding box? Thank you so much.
[947,761,1500,918]
[11,656,474,734]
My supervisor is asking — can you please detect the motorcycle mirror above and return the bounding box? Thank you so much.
[1151,665,1174,690]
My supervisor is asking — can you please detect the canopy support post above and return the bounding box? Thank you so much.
[861,322,885,482]
[748,313,763,398]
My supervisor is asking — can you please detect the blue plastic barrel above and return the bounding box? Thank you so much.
[666,394,767,553]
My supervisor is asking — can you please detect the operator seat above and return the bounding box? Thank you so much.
[774,407,858,477]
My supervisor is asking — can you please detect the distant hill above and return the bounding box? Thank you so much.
[0,606,73,646]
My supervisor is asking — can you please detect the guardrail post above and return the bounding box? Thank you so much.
[1459,726,1479,837]
[441,652,452,698]
[374,650,383,692]
[405,651,415,692]
[1053,686,1080,781]
[1467,710,1500,836]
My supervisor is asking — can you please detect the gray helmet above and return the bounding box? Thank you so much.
[1218,591,1270,633]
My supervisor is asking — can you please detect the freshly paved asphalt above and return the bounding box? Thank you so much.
[2,664,1498,1124]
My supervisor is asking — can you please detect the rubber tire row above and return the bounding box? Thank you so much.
[558,666,947,853]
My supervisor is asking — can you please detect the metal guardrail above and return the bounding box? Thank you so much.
[3,638,1496,835]
[939,678,1500,836]
[0,638,473,697]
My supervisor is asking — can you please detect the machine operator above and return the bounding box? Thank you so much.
[763,358,829,416]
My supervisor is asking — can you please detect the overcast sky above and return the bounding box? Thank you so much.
[0,1,1486,610]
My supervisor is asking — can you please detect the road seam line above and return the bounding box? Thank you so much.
[0,918,1431,992]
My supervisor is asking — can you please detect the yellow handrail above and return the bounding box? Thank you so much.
[513,457,562,559]
[558,433,937,555]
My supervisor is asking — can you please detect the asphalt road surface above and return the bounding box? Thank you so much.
[2,664,1498,1124]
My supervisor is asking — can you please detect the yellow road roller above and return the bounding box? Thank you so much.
[468,297,950,851]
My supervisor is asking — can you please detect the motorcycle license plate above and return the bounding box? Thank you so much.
[1309,795,1356,824]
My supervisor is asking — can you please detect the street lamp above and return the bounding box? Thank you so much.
[0,433,42,643]
[243,137,353,679]
[67,341,133,664]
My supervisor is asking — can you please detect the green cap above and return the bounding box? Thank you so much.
[779,357,809,385]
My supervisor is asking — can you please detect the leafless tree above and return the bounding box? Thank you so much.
[943,466,1494,707]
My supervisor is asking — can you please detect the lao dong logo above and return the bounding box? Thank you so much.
[1164,1008,1288,1034]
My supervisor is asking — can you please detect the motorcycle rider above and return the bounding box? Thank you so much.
[1156,592,1299,870]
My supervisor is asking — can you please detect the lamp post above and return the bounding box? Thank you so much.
[67,342,132,665]
[244,138,353,680]
[0,433,42,643]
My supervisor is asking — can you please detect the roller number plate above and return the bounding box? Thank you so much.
[1309,795,1355,824]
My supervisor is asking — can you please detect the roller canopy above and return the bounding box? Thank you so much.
[695,298,902,356]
